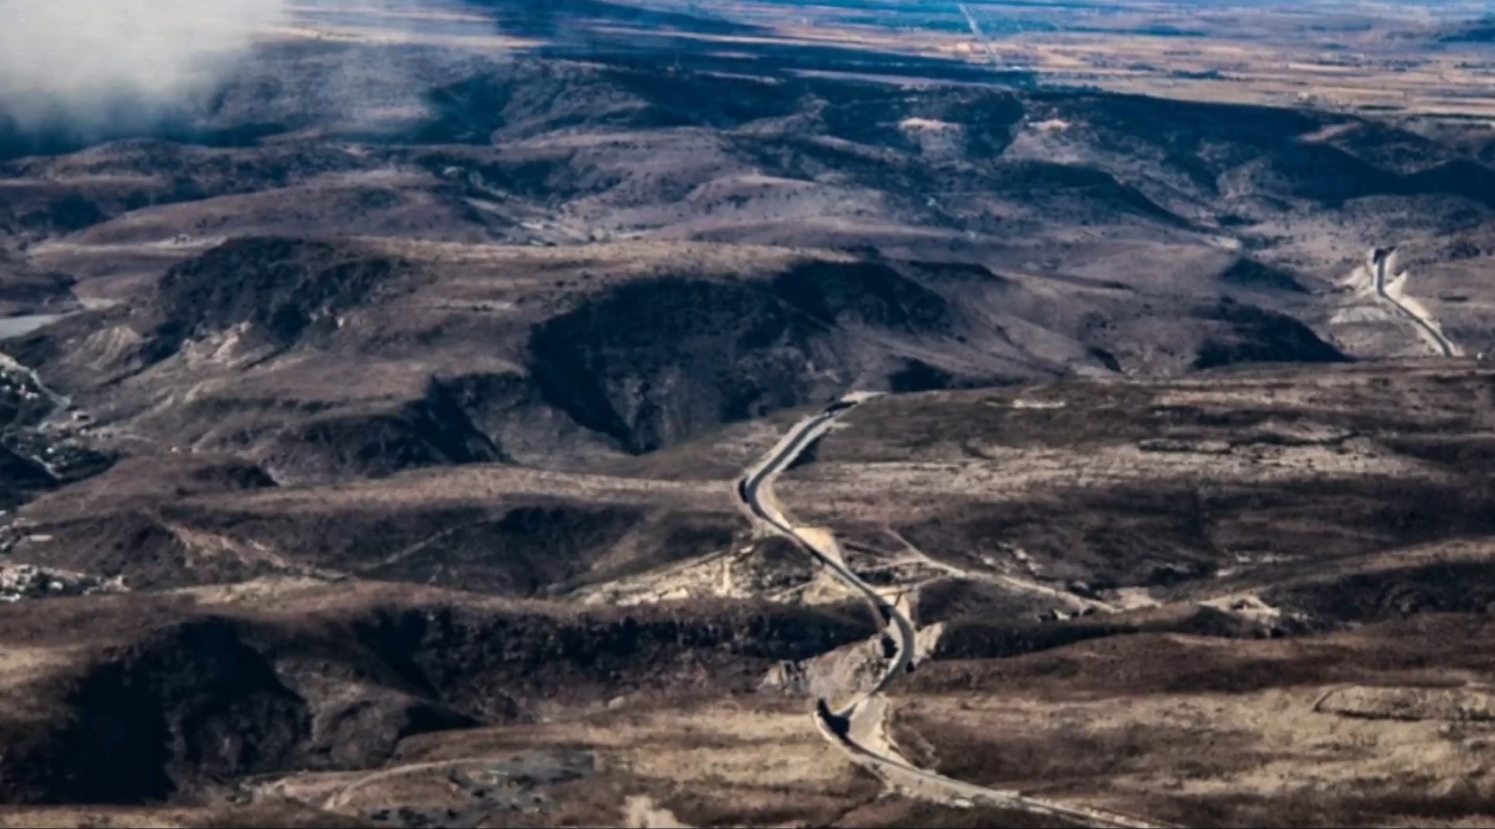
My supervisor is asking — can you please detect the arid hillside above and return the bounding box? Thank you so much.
[6,48,1495,487]
[4,361,1495,828]
[3,2,1495,827]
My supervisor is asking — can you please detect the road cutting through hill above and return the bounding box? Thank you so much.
[1371,247,1458,358]
[735,394,1170,829]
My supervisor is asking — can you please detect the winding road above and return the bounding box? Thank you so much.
[736,395,1169,829]
[1371,247,1457,358]
[737,396,915,693]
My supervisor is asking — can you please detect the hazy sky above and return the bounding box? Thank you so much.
[0,0,290,130]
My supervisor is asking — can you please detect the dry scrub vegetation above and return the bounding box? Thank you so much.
[4,1,1495,826]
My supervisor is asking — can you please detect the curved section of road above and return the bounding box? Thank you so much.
[1371,247,1458,358]
[736,395,1169,829]
[737,397,915,697]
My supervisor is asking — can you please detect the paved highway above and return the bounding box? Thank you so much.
[736,395,1169,829]
[737,396,916,696]
[1371,247,1456,358]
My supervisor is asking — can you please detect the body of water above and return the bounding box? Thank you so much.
[0,314,64,341]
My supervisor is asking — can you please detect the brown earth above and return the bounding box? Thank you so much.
[0,582,873,806]
[2,2,1495,827]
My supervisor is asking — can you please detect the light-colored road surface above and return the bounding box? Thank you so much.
[957,4,1003,68]
[319,758,488,811]
[1371,247,1458,358]
[885,527,1114,614]
[736,396,1169,829]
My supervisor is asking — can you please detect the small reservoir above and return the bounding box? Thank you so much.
[0,314,64,341]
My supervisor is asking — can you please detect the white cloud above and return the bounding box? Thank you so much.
[0,0,291,130]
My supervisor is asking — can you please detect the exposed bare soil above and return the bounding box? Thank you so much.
[4,1,1495,826]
